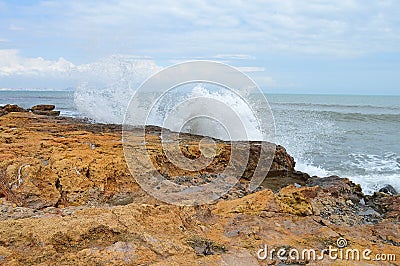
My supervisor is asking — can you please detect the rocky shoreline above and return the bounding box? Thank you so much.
[0,107,399,265]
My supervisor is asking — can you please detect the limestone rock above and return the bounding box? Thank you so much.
[0,112,399,265]
[2,104,27,113]
[31,104,55,111]
[32,110,60,116]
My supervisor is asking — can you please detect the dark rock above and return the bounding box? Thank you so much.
[379,184,397,195]
[0,109,8,117]
[358,208,381,217]
[3,104,27,113]
[261,170,310,192]
[365,192,400,219]
[306,175,363,201]
[31,104,55,111]
[186,236,226,256]
[32,110,60,116]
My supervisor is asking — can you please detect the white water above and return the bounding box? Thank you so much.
[74,55,161,123]
[146,84,265,141]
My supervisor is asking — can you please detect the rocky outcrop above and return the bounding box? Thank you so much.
[2,104,27,113]
[30,104,60,116]
[0,113,295,209]
[31,104,56,111]
[0,112,399,265]
[0,104,60,117]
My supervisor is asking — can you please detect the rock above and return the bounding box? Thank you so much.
[31,104,55,111]
[2,104,27,113]
[365,192,400,220]
[31,110,60,116]
[379,184,398,195]
[0,112,399,264]
[0,112,294,208]
[0,109,7,117]
[306,175,363,202]
[358,208,381,217]
[186,236,226,255]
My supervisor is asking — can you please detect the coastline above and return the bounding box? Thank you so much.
[0,109,399,264]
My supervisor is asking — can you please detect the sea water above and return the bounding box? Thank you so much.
[0,90,77,117]
[1,90,398,194]
[267,94,399,194]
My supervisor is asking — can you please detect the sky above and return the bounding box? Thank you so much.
[0,0,399,95]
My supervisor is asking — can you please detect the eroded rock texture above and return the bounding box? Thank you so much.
[0,112,398,265]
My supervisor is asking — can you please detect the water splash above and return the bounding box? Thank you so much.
[74,55,161,123]
[147,84,264,140]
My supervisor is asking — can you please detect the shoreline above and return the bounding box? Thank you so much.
[0,106,399,264]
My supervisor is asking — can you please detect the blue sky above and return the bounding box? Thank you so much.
[0,0,399,94]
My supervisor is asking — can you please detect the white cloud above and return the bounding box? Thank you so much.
[0,49,74,77]
[0,49,277,92]
[3,0,399,59]
[0,50,161,80]
[32,0,398,57]
[237,67,265,73]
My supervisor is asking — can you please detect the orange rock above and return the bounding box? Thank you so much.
[0,112,399,265]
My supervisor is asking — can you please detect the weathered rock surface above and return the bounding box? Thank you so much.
[0,104,60,117]
[31,104,56,111]
[379,184,398,195]
[0,109,7,117]
[2,104,27,113]
[0,112,399,265]
[31,110,60,116]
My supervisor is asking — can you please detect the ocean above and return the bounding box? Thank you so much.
[1,90,399,194]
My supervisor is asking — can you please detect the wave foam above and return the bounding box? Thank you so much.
[295,161,330,177]
[147,84,266,141]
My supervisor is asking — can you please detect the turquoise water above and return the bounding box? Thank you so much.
[1,90,399,194]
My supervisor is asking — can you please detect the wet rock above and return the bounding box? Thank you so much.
[306,175,363,202]
[365,192,400,220]
[261,170,310,192]
[379,184,398,195]
[31,104,55,111]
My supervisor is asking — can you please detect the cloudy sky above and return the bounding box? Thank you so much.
[0,0,399,94]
